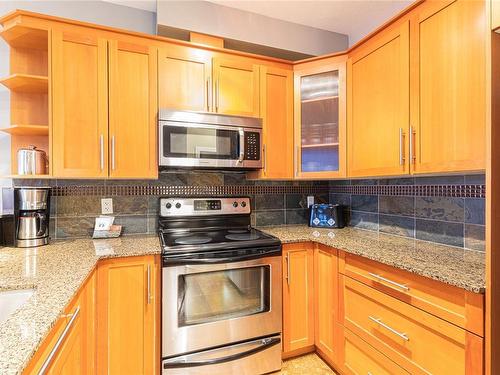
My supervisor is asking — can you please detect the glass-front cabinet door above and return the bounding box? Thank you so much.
[294,58,346,178]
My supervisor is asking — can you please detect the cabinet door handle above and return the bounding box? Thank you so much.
[368,272,409,291]
[285,254,290,285]
[39,306,81,375]
[399,128,405,165]
[215,79,219,112]
[409,126,416,164]
[206,78,211,112]
[294,145,300,177]
[99,134,104,171]
[111,135,116,171]
[368,316,409,341]
[147,264,152,304]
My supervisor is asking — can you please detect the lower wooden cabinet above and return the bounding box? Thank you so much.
[23,271,96,375]
[282,243,315,356]
[314,245,339,366]
[96,255,160,375]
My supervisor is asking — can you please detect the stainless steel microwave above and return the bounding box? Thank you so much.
[158,110,262,169]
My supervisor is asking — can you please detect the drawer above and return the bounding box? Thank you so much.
[343,328,409,375]
[341,252,484,336]
[343,276,483,375]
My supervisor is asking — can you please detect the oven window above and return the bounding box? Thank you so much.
[163,126,239,159]
[178,266,270,326]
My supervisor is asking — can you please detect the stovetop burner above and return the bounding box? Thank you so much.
[225,233,262,241]
[174,235,213,245]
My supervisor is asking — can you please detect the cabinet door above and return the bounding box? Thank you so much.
[108,40,157,179]
[295,59,347,179]
[348,21,410,177]
[250,66,293,179]
[158,45,212,112]
[52,31,108,178]
[97,256,159,375]
[410,0,486,173]
[494,0,500,30]
[314,246,339,365]
[213,58,260,117]
[283,243,315,355]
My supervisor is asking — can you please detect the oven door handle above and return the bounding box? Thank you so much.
[163,336,281,369]
[164,251,281,266]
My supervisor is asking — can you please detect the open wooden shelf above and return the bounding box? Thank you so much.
[0,74,48,93]
[302,142,339,148]
[0,24,48,50]
[0,124,49,136]
[301,95,339,104]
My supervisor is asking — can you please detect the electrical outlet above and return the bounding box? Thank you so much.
[101,198,113,214]
[307,196,315,208]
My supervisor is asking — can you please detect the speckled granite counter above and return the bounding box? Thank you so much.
[260,225,485,294]
[0,235,160,375]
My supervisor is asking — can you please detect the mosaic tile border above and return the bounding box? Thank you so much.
[50,183,485,198]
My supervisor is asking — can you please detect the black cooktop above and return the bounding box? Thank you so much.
[159,227,281,254]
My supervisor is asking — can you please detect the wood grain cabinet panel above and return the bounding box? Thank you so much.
[248,66,293,180]
[494,0,500,30]
[51,31,108,178]
[347,21,410,177]
[410,0,486,173]
[314,245,339,366]
[158,45,212,112]
[343,276,483,375]
[282,243,315,356]
[108,40,157,179]
[97,256,159,375]
[213,58,260,117]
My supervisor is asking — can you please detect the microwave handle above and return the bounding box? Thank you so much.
[238,128,245,163]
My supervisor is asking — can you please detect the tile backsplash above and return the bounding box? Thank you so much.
[14,172,485,251]
[329,175,485,251]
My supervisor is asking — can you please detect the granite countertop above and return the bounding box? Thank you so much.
[260,225,486,294]
[0,226,486,374]
[0,235,160,375]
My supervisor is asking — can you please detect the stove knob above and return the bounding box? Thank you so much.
[175,203,181,209]
[232,201,238,208]
[240,201,247,208]
[165,202,172,209]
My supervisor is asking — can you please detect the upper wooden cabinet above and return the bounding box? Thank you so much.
[213,58,260,117]
[248,66,294,180]
[409,0,486,173]
[97,256,160,375]
[347,21,410,177]
[294,57,347,179]
[108,40,157,178]
[52,31,109,178]
[282,243,315,355]
[493,0,500,30]
[158,45,212,112]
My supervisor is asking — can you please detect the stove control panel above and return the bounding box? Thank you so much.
[160,197,251,217]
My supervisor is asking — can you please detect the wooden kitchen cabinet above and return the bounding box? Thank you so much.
[213,57,260,117]
[314,245,339,366]
[494,0,500,30]
[347,20,410,177]
[282,243,315,356]
[108,40,157,179]
[22,271,96,375]
[97,255,160,375]
[409,0,486,173]
[294,57,347,179]
[248,66,294,180]
[158,45,213,112]
[51,31,109,178]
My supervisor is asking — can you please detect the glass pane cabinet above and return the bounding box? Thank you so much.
[294,60,346,178]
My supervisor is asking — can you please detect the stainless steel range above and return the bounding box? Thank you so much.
[159,197,282,375]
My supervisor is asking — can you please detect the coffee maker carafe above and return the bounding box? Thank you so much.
[15,188,50,247]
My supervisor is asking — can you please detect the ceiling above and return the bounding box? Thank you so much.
[104,0,414,45]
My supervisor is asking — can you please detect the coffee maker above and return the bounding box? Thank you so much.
[14,187,51,247]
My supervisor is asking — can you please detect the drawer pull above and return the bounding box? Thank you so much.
[369,316,409,341]
[368,273,409,291]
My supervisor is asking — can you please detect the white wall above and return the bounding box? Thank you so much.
[157,1,349,57]
[0,1,156,187]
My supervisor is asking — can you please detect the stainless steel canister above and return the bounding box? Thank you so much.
[17,145,48,175]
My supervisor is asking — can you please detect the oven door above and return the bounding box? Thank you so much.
[159,121,260,168]
[162,255,282,358]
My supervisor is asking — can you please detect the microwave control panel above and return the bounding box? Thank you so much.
[244,132,260,161]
